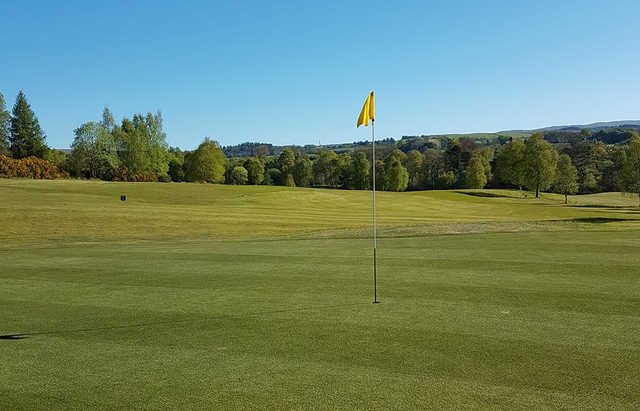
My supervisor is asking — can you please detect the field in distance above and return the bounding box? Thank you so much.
[1,180,639,409]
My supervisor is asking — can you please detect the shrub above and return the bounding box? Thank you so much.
[0,154,68,179]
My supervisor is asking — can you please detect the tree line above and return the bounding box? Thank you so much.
[2,91,640,205]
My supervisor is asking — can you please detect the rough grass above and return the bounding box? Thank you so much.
[1,180,639,409]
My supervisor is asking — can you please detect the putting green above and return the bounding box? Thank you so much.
[1,180,639,409]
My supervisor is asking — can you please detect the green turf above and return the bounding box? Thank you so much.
[1,180,639,409]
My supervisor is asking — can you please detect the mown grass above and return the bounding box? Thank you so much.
[1,180,639,409]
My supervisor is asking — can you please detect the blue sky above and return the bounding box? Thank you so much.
[2,0,639,149]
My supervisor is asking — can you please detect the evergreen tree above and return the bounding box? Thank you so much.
[554,154,578,204]
[9,91,48,159]
[0,92,10,155]
[524,133,558,198]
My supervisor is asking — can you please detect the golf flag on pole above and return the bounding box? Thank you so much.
[356,91,379,303]
[357,91,375,127]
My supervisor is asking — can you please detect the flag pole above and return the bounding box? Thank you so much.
[372,118,379,304]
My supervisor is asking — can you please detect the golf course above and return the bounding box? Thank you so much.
[1,179,639,409]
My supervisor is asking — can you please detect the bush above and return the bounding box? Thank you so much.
[0,155,68,179]
[229,166,249,185]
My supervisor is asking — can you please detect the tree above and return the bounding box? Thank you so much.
[422,148,444,189]
[264,168,281,185]
[45,149,67,169]
[185,138,226,183]
[475,146,493,183]
[563,140,608,193]
[101,107,115,131]
[278,148,295,174]
[312,150,338,186]
[0,92,10,155]
[229,166,248,184]
[384,156,409,192]
[554,154,578,204]
[9,91,48,159]
[243,157,264,185]
[465,155,488,188]
[112,112,170,179]
[284,173,296,187]
[437,171,457,188]
[374,160,385,190]
[350,151,370,190]
[524,133,558,198]
[70,122,120,179]
[293,157,312,187]
[495,139,525,190]
[145,111,170,178]
[167,147,185,182]
[406,150,423,189]
[331,152,351,188]
[618,132,640,207]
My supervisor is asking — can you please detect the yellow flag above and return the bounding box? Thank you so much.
[357,91,375,127]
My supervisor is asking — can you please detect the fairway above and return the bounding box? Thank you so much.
[1,180,640,409]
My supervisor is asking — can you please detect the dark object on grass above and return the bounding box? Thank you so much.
[121,195,126,201]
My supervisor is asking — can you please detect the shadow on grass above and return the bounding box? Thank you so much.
[454,191,512,199]
[562,217,638,224]
[0,334,28,340]
[568,204,639,210]
[0,301,367,342]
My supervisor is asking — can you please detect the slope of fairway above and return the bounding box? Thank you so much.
[1,179,639,241]
[1,180,639,409]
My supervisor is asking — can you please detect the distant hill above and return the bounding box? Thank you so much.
[501,120,640,134]
[58,120,639,157]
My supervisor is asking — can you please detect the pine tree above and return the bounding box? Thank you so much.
[0,92,10,155]
[9,91,48,159]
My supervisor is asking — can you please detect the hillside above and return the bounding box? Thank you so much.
[220,120,640,158]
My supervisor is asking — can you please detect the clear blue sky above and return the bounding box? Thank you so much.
[2,0,639,149]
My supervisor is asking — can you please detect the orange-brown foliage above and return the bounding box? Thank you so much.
[113,167,157,182]
[0,155,68,179]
